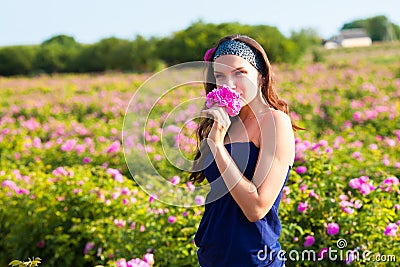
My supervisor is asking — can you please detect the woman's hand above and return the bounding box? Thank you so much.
[201,105,231,147]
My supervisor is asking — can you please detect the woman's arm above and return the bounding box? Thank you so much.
[208,109,295,222]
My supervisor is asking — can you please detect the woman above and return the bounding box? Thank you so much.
[190,34,302,266]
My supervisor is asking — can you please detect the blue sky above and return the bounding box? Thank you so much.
[1,0,399,46]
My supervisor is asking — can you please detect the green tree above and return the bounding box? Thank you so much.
[156,21,305,65]
[392,23,400,40]
[341,15,399,42]
[290,28,321,52]
[76,36,161,73]
[34,35,80,73]
[76,37,124,72]
[0,46,38,76]
[367,15,390,41]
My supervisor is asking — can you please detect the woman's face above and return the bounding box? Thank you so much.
[213,54,262,107]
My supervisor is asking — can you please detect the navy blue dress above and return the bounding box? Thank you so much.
[194,142,290,267]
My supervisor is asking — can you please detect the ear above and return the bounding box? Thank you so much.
[257,73,264,88]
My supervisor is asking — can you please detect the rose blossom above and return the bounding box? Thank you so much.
[327,222,339,235]
[304,235,315,247]
[205,85,241,117]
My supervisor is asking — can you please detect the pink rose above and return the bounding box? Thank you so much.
[304,235,315,247]
[327,222,339,235]
[296,166,307,174]
[297,202,308,213]
[203,48,216,61]
[384,223,398,236]
[168,215,176,224]
[205,85,241,117]
[143,253,154,265]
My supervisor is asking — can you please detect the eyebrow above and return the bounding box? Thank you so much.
[214,67,247,74]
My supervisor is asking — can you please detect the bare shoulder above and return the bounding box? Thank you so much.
[271,109,292,126]
[258,108,295,165]
[260,108,292,131]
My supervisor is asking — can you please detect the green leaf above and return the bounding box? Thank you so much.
[8,260,22,267]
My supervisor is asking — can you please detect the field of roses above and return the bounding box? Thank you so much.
[1,42,399,267]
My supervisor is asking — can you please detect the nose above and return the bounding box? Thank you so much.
[226,76,236,89]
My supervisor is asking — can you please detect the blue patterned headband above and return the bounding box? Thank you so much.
[212,39,265,75]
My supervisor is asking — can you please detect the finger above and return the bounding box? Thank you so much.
[211,110,231,129]
[213,107,230,123]
[205,109,223,124]
[201,109,215,119]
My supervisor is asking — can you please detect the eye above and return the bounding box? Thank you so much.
[215,74,225,80]
[235,70,246,76]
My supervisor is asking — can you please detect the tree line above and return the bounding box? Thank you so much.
[341,15,400,42]
[0,21,320,76]
[0,16,398,76]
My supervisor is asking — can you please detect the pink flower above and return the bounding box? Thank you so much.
[83,157,91,164]
[73,188,82,194]
[319,140,328,146]
[186,181,195,192]
[203,47,216,61]
[205,85,241,117]
[303,235,315,247]
[327,222,339,235]
[309,190,320,199]
[84,242,95,255]
[149,194,157,203]
[296,166,307,174]
[107,141,121,154]
[195,195,205,205]
[52,166,69,177]
[75,144,86,154]
[32,137,42,148]
[168,215,176,224]
[384,223,398,236]
[349,178,360,189]
[117,259,127,267]
[299,183,307,193]
[127,258,151,267]
[143,253,154,265]
[349,176,375,195]
[61,139,77,152]
[170,175,180,185]
[352,151,362,160]
[106,168,124,183]
[369,144,378,150]
[359,182,375,195]
[343,206,354,214]
[380,176,399,192]
[297,202,308,213]
[121,187,131,195]
[353,111,362,122]
[2,180,18,191]
[114,219,126,228]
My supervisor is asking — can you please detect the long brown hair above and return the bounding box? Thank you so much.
[189,34,303,183]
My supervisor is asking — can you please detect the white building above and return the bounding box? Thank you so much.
[324,28,372,49]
